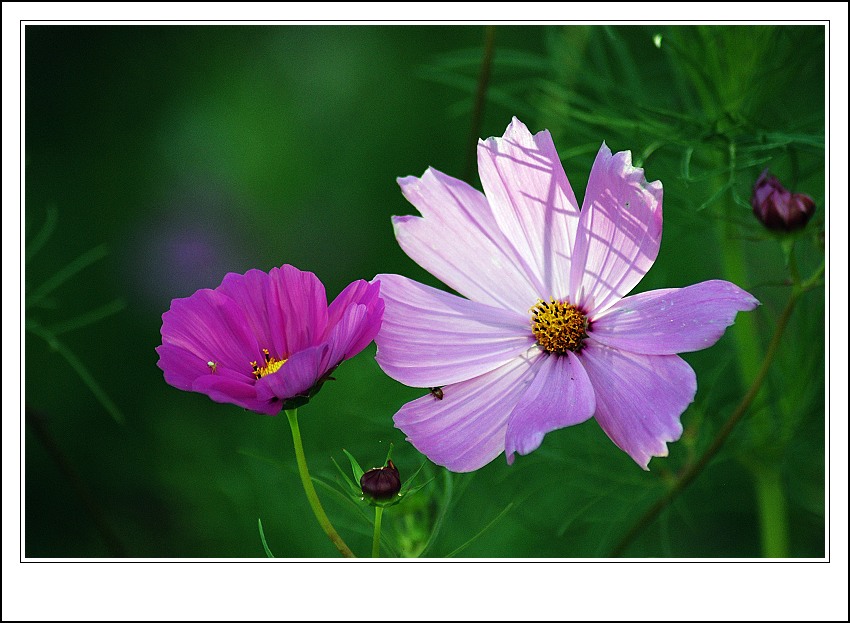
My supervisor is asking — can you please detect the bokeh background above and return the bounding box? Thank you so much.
[25,25,825,558]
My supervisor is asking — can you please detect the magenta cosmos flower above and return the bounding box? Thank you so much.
[374,118,759,472]
[157,265,383,414]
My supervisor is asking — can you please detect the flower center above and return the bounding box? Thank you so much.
[530,299,588,354]
[251,348,287,379]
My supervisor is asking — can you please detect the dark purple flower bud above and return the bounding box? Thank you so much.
[752,169,815,232]
[360,460,401,501]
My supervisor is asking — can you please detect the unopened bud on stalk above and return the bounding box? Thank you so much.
[360,460,401,501]
[751,169,815,232]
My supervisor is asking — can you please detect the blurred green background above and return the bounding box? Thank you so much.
[25,25,825,558]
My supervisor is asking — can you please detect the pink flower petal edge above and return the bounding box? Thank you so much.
[394,168,540,312]
[393,352,543,472]
[373,273,534,387]
[570,143,663,317]
[588,280,760,355]
[505,351,596,465]
[579,341,697,469]
[477,117,581,301]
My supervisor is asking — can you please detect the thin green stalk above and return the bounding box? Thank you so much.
[463,25,496,183]
[285,409,355,558]
[717,141,785,558]
[372,506,384,558]
[27,244,109,307]
[720,142,763,389]
[751,465,789,557]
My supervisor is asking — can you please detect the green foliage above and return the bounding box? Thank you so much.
[257,518,275,558]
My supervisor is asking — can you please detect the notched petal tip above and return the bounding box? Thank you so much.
[594,141,614,162]
[397,174,420,187]
[504,116,530,136]
[391,213,420,231]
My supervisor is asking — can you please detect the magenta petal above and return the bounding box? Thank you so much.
[160,288,261,377]
[374,273,535,387]
[505,351,596,464]
[155,343,210,391]
[326,280,375,333]
[321,299,385,372]
[192,374,277,415]
[395,168,539,312]
[325,279,384,357]
[477,117,581,300]
[267,265,329,355]
[256,343,331,404]
[589,280,760,355]
[218,269,283,359]
[394,353,543,472]
[579,341,696,469]
[570,144,663,316]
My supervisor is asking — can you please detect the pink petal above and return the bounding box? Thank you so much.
[505,351,596,464]
[255,343,331,404]
[394,168,539,312]
[579,340,697,469]
[155,343,210,391]
[218,269,282,359]
[394,352,544,472]
[589,280,760,354]
[266,265,329,355]
[326,279,373,333]
[325,279,384,356]
[374,273,535,387]
[157,340,277,414]
[160,288,261,378]
[570,144,663,316]
[321,299,384,372]
[477,117,581,301]
[192,374,277,415]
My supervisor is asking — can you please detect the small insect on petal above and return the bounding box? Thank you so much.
[207,361,217,374]
[429,387,444,400]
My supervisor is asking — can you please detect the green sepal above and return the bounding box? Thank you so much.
[342,448,365,482]
[331,455,362,497]
[399,461,428,496]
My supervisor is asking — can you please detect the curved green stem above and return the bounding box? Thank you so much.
[372,506,384,558]
[285,409,356,558]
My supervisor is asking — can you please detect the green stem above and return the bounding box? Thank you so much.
[720,142,763,390]
[717,142,787,558]
[751,464,789,557]
[285,409,356,558]
[463,25,496,183]
[372,506,384,558]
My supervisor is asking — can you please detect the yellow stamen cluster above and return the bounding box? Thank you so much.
[251,348,287,379]
[531,298,588,354]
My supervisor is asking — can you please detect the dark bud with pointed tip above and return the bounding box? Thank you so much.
[360,460,401,501]
[752,169,815,232]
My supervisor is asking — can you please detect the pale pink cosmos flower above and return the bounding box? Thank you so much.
[374,118,759,472]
